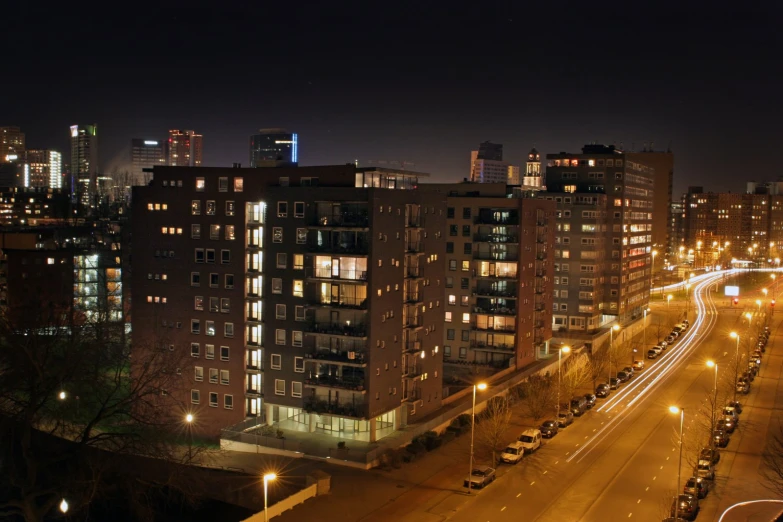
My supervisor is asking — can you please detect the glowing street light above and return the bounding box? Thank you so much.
[467,382,488,494]
[669,406,685,522]
[58,391,66,400]
[59,498,69,513]
[185,413,194,461]
[556,346,571,426]
[667,294,672,310]
[263,473,277,522]
[706,360,718,449]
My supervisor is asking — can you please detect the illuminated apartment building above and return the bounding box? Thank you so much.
[166,130,203,167]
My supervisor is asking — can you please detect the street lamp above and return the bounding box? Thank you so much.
[706,360,718,450]
[685,283,692,319]
[556,346,571,426]
[467,382,487,494]
[59,498,69,514]
[58,391,66,400]
[263,473,277,522]
[643,308,650,348]
[730,332,740,401]
[756,299,762,314]
[667,294,672,310]
[185,413,194,461]
[608,325,620,384]
[669,406,685,522]
[651,250,658,292]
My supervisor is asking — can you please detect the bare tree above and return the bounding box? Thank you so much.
[762,420,783,497]
[518,376,555,422]
[560,353,593,401]
[0,297,200,521]
[475,396,512,465]
[588,347,608,388]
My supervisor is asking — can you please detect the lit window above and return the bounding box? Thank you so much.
[293,254,304,270]
[448,295,456,305]
[276,329,286,345]
[221,298,230,313]
[210,224,220,240]
[191,200,200,215]
[191,224,201,239]
[226,201,235,216]
[195,178,205,191]
[462,313,470,323]
[445,312,452,322]
[47,258,54,265]
[194,296,203,310]
[205,320,215,336]
[225,225,235,240]
[205,344,215,359]
[292,330,303,347]
[293,280,303,297]
[461,261,470,271]
[234,177,243,192]
[272,227,283,243]
[206,200,216,215]
[220,370,229,385]
[194,367,203,382]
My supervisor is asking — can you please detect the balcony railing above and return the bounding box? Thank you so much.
[404,293,422,304]
[405,241,423,253]
[307,241,369,255]
[246,388,262,397]
[406,215,423,228]
[473,306,516,316]
[312,213,369,228]
[305,321,368,337]
[406,266,422,278]
[403,317,423,329]
[403,341,422,353]
[304,375,366,392]
[305,350,367,365]
[473,233,519,244]
[469,341,514,352]
[307,267,368,281]
[303,398,365,418]
[472,287,517,298]
[402,366,422,379]
[475,271,518,280]
[473,251,518,261]
[246,362,262,371]
[307,296,368,310]
[403,390,421,402]
[471,323,516,332]
[474,215,518,225]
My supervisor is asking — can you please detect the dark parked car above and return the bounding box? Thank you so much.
[699,447,720,464]
[647,349,659,359]
[616,371,630,383]
[665,334,676,343]
[717,417,735,434]
[670,493,700,521]
[684,476,710,499]
[727,401,743,414]
[583,394,597,408]
[632,360,645,371]
[622,366,635,378]
[609,377,619,389]
[595,384,610,398]
[713,429,729,448]
[539,420,559,438]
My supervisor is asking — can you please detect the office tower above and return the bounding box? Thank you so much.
[477,141,503,161]
[630,148,673,256]
[131,164,443,438]
[70,124,99,205]
[1,126,25,162]
[249,129,298,167]
[167,130,203,167]
[424,183,555,376]
[544,145,655,329]
[523,148,543,189]
[469,141,518,184]
[668,200,684,262]
[23,150,62,189]
[507,165,520,185]
[131,139,165,184]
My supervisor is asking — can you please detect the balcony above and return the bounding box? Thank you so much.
[305,321,368,338]
[473,305,516,316]
[307,267,368,281]
[304,375,366,392]
[402,366,423,379]
[404,317,424,330]
[474,233,519,244]
[472,287,517,298]
[404,293,422,304]
[246,361,262,372]
[473,251,518,261]
[403,341,422,353]
[406,215,423,228]
[475,271,518,280]
[305,350,367,366]
[307,241,369,255]
[470,322,516,333]
[403,390,421,402]
[406,266,422,278]
[470,341,514,353]
[534,286,545,294]
[311,213,369,229]
[307,296,368,310]
[303,398,365,418]
[246,388,262,397]
[474,215,518,225]
[536,235,546,243]
[535,270,547,277]
[405,241,423,253]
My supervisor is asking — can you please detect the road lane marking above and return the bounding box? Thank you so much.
[628,513,633,517]
[501,506,506,512]
[637,499,641,504]
[543,470,548,474]
[653,476,657,480]
[660,466,664,469]
[593,428,597,432]
[666,456,670,461]
[530,481,535,485]
[555,461,559,464]
[645,487,649,491]
[584,436,588,439]
[516,493,521,498]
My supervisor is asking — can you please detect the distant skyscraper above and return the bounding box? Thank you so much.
[24,150,62,188]
[167,130,203,167]
[1,126,25,163]
[628,148,673,255]
[523,148,543,188]
[131,139,165,184]
[469,141,517,184]
[249,129,298,167]
[70,124,98,204]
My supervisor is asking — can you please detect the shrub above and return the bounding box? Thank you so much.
[337,441,346,450]
[440,430,456,445]
[406,441,426,455]
[456,414,471,427]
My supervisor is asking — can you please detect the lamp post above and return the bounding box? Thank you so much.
[263,473,277,522]
[185,413,194,461]
[730,332,740,402]
[685,283,692,320]
[467,382,487,494]
[59,498,69,514]
[608,325,620,384]
[556,346,571,426]
[667,294,672,311]
[643,307,650,351]
[669,406,685,522]
[706,361,718,450]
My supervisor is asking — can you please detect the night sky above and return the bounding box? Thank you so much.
[2,2,782,195]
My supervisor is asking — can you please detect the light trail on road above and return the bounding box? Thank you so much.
[653,267,782,294]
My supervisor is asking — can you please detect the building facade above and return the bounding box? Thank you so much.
[469,142,518,184]
[1,126,25,163]
[629,149,673,257]
[70,124,99,205]
[523,148,543,189]
[131,139,165,184]
[544,145,654,330]
[167,130,203,167]
[131,165,445,439]
[249,129,298,167]
[24,149,62,189]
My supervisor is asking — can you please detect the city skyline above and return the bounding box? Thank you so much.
[2,4,782,195]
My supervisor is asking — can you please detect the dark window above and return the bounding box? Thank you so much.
[447,207,455,219]
[462,208,471,219]
[461,330,470,341]
[461,278,469,289]
[445,276,453,288]
[449,225,458,236]
[446,329,455,340]
[449,260,457,271]
[463,243,472,255]
[462,225,470,237]
[446,242,454,254]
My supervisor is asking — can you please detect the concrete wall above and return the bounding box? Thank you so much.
[241,484,318,521]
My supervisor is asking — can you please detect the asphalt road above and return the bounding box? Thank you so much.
[446,270,780,522]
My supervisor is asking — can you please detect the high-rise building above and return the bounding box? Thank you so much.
[131,139,165,184]
[23,150,62,189]
[70,124,99,205]
[1,126,25,163]
[507,165,521,185]
[477,141,503,161]
[630,149,673,256]
[544,145,655,330]
[469,142,519,185]
[249,129,298,167]
[523,148,543,189]
[167,130,203,167]
[422,183,555,378]
[131,164,443,439]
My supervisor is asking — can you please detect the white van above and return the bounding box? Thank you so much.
[501,441,525,464]
[518,429,542,453]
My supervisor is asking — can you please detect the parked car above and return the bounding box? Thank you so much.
[659,340,668,349]
[736,380,750,394]
[716,418,735,434]
[713,430,729,448]
[500,441,525,464]
[665,334,676,343]
[632,360,645,371]
[742,370,755,382]
[727,401,743,414]
[697,459,716,480]
[672,326,684,335]
[570,396,588,416]
[724,405,741,417]
[647,349,659,360]
[595,383,610,398]
[683,319,690,328]
[699,447,720,464]
[609,377,619,389]
[464,465,496,488]
[557,410,574,428]
[539,420,559,438]
[622,366,635,378]
[670,493,700,521]
[651,345,663,355]
[616,371,630,383]
[518,429,542,453]
[583,394,597,408]
[684,476,710,499]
